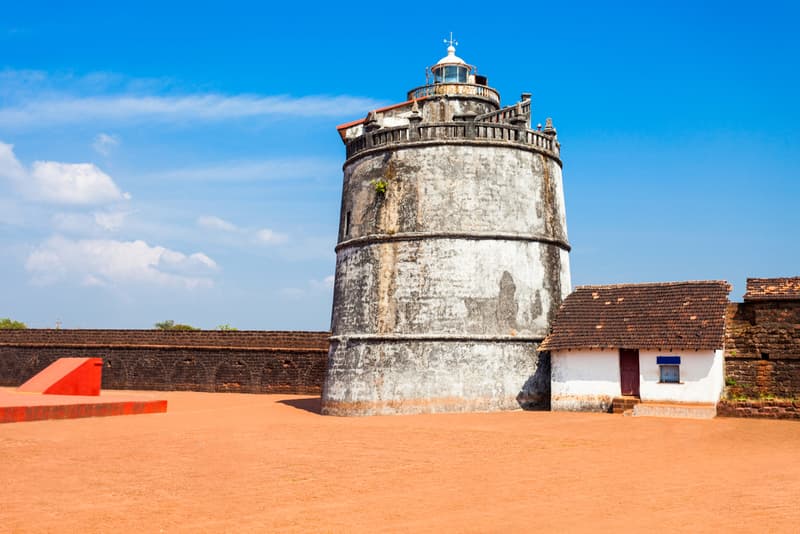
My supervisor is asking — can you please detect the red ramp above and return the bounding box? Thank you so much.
[0,389,167,424]
[18,357,103,396]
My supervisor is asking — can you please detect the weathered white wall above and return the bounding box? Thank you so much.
[332,239,560,337]
[639,349,724,404]
[551,348,725,411]
[551,349,619,412]
[325,135,569,415]
[324,340,548,416]
[341,145,568,240]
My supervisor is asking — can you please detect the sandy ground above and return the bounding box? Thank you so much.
[1,389,799,533]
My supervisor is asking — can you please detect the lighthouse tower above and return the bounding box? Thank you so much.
[322,40,571,415]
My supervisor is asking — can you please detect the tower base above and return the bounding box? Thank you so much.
[321,338,549,416]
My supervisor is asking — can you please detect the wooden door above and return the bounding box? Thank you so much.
[619,349,640,397]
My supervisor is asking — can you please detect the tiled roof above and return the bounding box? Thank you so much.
[744,277,800,301]
[539,281,731,352]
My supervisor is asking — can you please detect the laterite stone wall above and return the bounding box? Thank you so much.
[0,330,330,395]
[724,301,800,400]
[717,399,800,420]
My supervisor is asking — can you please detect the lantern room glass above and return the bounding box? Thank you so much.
[434,65,468,84]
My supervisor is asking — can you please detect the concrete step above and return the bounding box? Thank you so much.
[632,402,717,420]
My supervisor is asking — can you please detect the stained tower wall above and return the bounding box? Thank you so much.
[323,98,571,415]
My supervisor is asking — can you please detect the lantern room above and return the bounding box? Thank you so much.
[431,44,473,83]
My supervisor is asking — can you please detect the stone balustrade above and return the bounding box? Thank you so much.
[475,100,531,124]
[346,120,559,160]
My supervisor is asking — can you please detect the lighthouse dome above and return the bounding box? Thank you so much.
[435,45,466,66]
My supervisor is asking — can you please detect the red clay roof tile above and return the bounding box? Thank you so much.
[539,281,730,352]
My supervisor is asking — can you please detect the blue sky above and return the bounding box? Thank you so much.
[1,1,798,329]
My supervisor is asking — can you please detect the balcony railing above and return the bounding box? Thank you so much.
[406,83,501,105]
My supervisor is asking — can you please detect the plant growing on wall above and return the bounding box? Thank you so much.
[0,318,27,329]
[217,324,238,331]
[371,178,388,194]
[370,160,396,196]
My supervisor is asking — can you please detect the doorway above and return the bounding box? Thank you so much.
[619,349,640,397]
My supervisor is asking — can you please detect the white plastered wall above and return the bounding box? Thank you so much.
[638,349,724,404]
[551,349,619,411]
[551,347,725,410]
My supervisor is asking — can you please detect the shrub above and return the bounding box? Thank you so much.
[0,318,26,329]
[154,320,198,331]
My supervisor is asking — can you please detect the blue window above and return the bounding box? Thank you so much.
[660,364,680,383]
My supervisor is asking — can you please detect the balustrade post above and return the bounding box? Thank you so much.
[364,111,381,148]
[408,100,422,141]
[509,102,527,142]
[543,117,558,154]
[454,111,477,139]
[465,120,475,139]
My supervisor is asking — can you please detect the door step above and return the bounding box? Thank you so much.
[611,396,641,414]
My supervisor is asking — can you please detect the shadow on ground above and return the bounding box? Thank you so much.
[278,397,322,414]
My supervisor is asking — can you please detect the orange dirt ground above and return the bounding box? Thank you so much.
[1,388,799,533]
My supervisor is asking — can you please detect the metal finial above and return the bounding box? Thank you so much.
[443,32,458,49]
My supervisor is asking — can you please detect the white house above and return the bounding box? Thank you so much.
[539,281,730,412]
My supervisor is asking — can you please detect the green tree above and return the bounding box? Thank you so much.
[154,320,198,331]
[217,324,238,331]
[0,318,27,329]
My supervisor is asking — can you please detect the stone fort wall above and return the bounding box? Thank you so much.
[1,299,796,409]
[717,300,800,419]
[0,330,330,395]
[724,301,800,407]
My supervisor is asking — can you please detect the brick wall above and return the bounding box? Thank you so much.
[724,301,800,400]
[0,330,330,395]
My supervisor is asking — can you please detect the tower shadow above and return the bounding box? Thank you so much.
[278,397,322,414]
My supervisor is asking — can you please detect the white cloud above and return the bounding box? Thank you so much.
[255,228,288,245]
[30,161,129,204]
[51,209,129,234]
[94,209,129,231]
[92,133,119,155]
[0,90,386,128]
[25,236,217,289]
[51,212,94,233]
[197,214,290,247]
[0,142,26,181]
[197,215,238,232]
[0,141,129,205]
